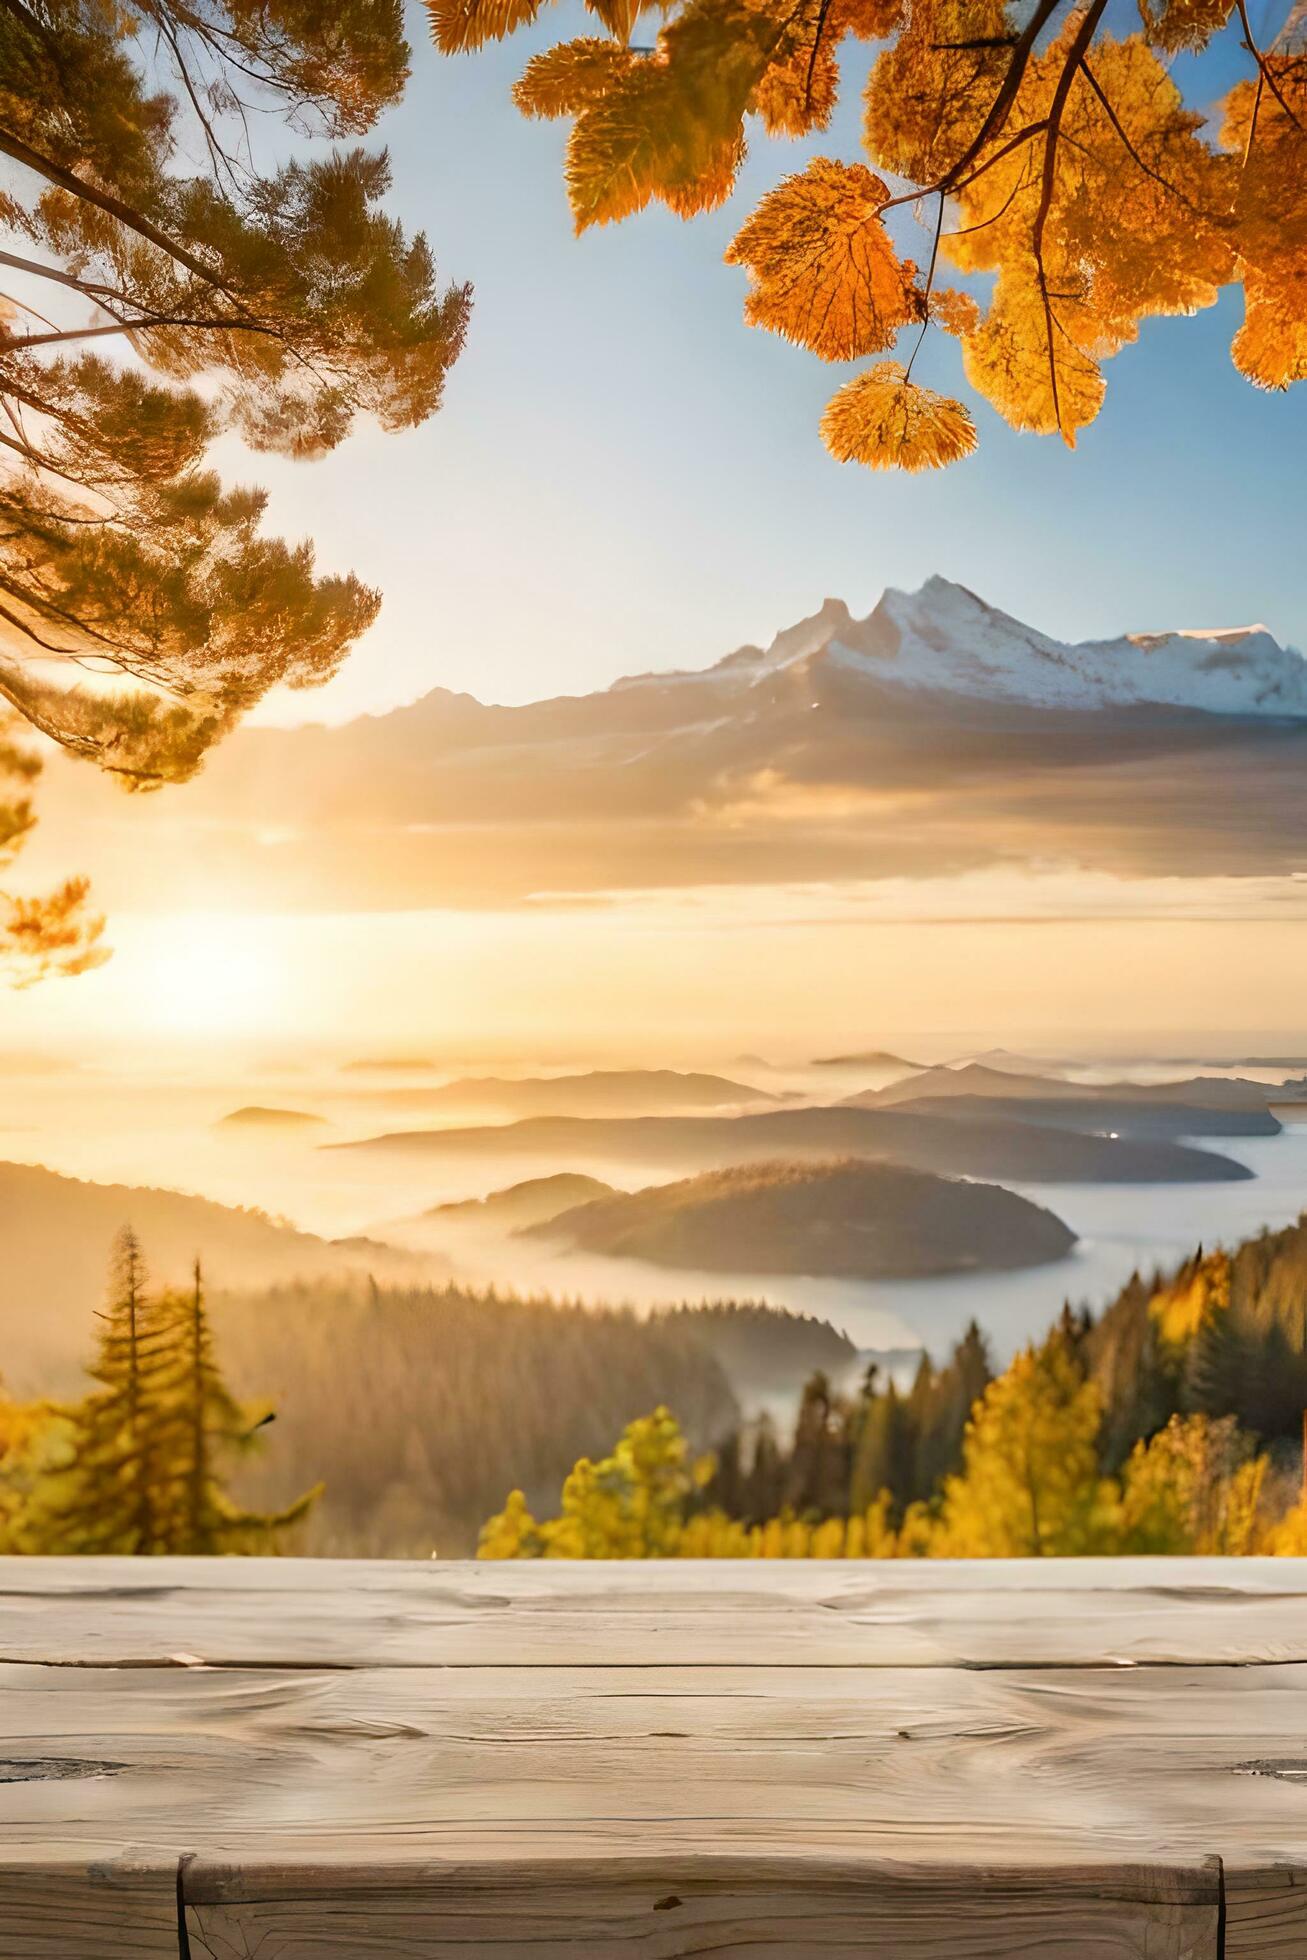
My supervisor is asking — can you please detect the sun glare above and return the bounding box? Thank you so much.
[145,915,284,1038]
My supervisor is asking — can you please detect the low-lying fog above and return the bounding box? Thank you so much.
[6,1049,1307,1362]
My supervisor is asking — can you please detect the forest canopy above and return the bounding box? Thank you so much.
[0,0,470,979]
[428,0,1306,471]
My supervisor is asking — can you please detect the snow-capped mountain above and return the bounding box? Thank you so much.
[29,576,1307,911]
[616,576,1307,720]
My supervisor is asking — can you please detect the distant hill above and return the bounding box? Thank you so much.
[856,1062,1277,1114]
[884,1093,1281,1141]
[0,1160,435,1393]
[525,1159,1076,1279]
[653,1300,859,1399]
[341,1057,440,1074]
[334,1105,1252,1185]
[428,1173,618,1229]
[351,1068,781,1119]
[810,1049,923,1070]
[948,1048,1075,1076]
[215,1105,327,1130]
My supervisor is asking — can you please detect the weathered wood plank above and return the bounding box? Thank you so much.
[4,1556,1307,1668]
[5,1560,1307,1955]
[183,1858,1220,1958]
[2,1655,1307,1868]
[0,1862,177,1959]
[1225,1867,1307,1959]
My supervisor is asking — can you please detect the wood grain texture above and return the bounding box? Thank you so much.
[0,1863,177,1958]
[3,1558,1307,1956]
[183,1859,1220,1958]
[5,1555,1307,1667]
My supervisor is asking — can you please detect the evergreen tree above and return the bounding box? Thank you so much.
[849,1376,914,1520]
[782,1371,849,1516]
[0,0,470,980]
[47,1227,176,1552]
[42,1237,317,1554]
[161,1260,318,1554]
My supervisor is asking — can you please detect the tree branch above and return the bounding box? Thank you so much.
[4,315,280,352]
[1031,0,1109,438]
[0,123,244,305]
[1235,0,1306,136]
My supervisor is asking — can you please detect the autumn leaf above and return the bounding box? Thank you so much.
[962,278,1106,446]
[820,361,977,469]
[833,0,904,40]
[565,0,794,229]
[726,158,920,360]
[514,41,637,120]
[584,0,642,39]
[565,57,749,228]
[863,0,1014,181]
[566,63,676,229]
[751,31,839,136]
[1232,267,1307,389]
[455,0,1307,470]
[929,288,980,337]
[428,0,543,53]
[1139,0,1233,52]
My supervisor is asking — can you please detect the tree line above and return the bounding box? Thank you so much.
[8,1258,844,1555]
[480,1213,1307,1558]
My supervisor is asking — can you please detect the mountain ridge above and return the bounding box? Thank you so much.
[28,576,1307,910]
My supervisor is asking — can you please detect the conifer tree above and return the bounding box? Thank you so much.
[43,1237,318,1554]
[160,1260,319,1554]
[47,1227,175,1552]
[0,0,470,980]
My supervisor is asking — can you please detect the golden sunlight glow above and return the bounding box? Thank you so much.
[143,914,286,1037]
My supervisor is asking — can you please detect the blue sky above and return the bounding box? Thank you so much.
[231,5,1306,721]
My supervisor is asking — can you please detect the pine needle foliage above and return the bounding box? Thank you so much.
[431,0,1306,470]
[0,0,471,980]
[38,1233,317,1554]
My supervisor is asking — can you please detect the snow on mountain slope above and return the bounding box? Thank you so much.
[813,577,1307,717]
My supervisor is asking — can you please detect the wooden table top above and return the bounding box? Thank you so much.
[4,1556,1307,1956]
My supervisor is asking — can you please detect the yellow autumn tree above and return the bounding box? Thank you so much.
[0,1385,67,1552]
[430,0,1305,469]
[1118,1412,1269,1554]
[478,1406,711,1557]
[929,1332,1117,1556]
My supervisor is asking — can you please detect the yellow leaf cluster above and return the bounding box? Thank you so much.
[862,0,1013,181]
[1139,0,1234,52]
[750,30,840,137]
[513,40,637,120]
[935,25,1237,446]
[563,0,792,229]
[1224,64,1307,388]
[821,361,976,470]
[961,280,1106,447]
[928,286,979,338]
[449,0,1307,468]
[726,158,920,360]
[429,0,542,54]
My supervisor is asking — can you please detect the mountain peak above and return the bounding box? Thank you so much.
[813,577,1306,718]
